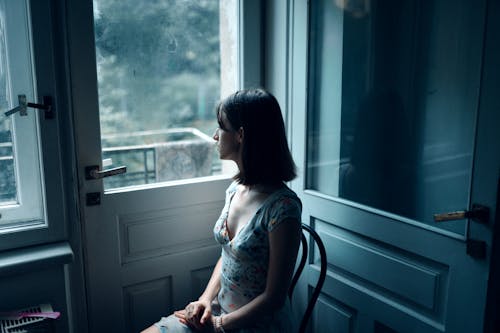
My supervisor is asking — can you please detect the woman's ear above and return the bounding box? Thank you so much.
[237,127,244,143]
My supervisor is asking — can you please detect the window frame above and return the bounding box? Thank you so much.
[0,0,67,251]
[239,0,263,89]
[0,0,45,227]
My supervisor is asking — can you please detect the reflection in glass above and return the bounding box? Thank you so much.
[307,0,485,234]
[93,0,237,189]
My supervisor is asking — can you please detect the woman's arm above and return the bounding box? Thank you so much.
[200,256,222,303]
[220,218,301,330]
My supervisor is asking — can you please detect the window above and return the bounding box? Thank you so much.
[0,0,65,251]
[92,0,238,190]
[0,0,44,230]
[307,0,482,234]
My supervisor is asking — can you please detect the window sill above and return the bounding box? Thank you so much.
[0,242,73,278]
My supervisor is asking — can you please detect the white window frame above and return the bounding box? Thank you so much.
[239,0,263,90]
[0,0,45,228]
[0,0,66,251]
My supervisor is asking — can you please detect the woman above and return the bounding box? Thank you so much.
[142,89,302,333]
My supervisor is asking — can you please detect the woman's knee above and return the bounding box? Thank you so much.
[140,325,160,333]
[142,315,192,333]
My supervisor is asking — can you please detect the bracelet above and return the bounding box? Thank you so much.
[214,315,226,333]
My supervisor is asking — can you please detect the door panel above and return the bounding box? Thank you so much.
[80,177,229,332]
[67,1,237,332]
[290,0,498,332]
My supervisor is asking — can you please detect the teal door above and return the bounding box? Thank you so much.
[290,0,499,332]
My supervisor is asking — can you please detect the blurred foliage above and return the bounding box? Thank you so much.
[93,0,221,136]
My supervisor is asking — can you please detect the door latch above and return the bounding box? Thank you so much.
[433,204,490,224]
[86,192,101,206]
[466,239,487,259]
[4,94,54,119]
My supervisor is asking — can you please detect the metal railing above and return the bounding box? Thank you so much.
[100,128,217,188]
[0,128,219,196]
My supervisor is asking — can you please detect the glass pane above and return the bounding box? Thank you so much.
[0,125,15,204]
[93,0,238,190]
[307,0,485,234]
[0,0,16,205]
[0,116,16,205]
[0,15,16,204]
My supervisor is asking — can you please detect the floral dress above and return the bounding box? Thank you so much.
[154,182,302,333]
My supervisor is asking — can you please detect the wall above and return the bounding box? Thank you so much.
[0,242,72,332]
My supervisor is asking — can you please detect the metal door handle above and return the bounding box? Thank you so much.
[85,165,127,180]
[4,94,54,118]
[433,204,489,224]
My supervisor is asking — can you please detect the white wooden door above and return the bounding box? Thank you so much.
[289,0,499,332]
[66,1,241,332]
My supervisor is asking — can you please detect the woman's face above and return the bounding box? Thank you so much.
[213,110,241,161]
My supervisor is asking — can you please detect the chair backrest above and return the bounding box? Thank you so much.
[288,223,328,333]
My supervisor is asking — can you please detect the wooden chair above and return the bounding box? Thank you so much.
[288,223,328,333]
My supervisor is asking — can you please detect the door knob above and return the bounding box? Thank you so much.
[433,204,489,224]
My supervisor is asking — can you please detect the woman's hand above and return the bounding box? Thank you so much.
[174,299,214,331]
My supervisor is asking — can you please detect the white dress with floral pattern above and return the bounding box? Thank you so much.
[153,181,302,333]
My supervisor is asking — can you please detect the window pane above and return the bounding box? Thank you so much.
[0,32,16,204]
[93,0,238,190]
[0,122,16,205]
[307,0,484,235]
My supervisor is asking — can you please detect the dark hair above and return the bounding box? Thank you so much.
[216,89,297,185]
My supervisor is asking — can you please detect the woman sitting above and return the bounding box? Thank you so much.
[141,88,302,333]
